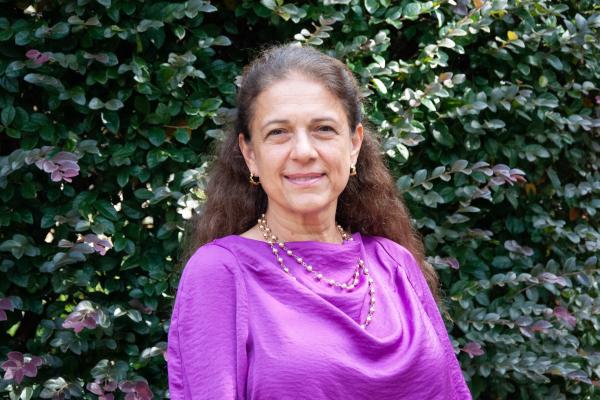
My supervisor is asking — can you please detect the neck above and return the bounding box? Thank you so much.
[264,206,342,244]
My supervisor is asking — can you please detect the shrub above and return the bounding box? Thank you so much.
[0,0,598,398]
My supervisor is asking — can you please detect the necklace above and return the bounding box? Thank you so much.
[257,214,376,329]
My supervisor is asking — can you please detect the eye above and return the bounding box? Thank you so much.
[316,125,336,133]
[267,128,285,136]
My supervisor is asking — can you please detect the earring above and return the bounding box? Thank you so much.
[249,172,260,186]
[350,164,357,176]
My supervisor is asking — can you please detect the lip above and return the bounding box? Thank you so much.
[284,172,325,187]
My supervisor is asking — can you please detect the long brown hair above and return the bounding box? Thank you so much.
[182,44,440,302]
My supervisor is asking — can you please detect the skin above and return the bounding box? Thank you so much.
[239,73,363,244]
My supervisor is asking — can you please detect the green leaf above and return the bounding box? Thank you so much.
[23,73,65,92]
[104,99,124,111]
[41,213,55,229]
[78,140,100,154]
[451,159,469,172]
[148,127,166,146]
[154,103,171,121]
[20,210,34,224]
[403,3,421,19]
[485,119,506,129]
[372,78,387,94]
[101,111,120,133]
[49,22,69,39]
[97,0,111,8]
[113,236,127,252]
[157,223,175,239]
[15,30,30,46]
[546,167,561,189]
[396,175,412,191]
[128,309,142,322]
[546,55,563,71]
[20,180,37,199]
[200,98,222,112]
[96,200,118,221]
[364,0,379,14]
[212,36,231,46]
[0,75,18,94]
[6,61,26,77]
[137,19,164,32]
[6,127,19,138]
[492,256,512,269]
[421,98,436,112]
[199,3,217,12]
[261,0,277,10]
[147,149,168,168]
[431,166,445,178]
[0,18,12,41]
[117,169,129,187]
[173,26,186,40]
[431,122,455,147]
[515,62,529,75]
[438,38,455,48]
[395,143,409,161]
[134,188,153,200]
[471,101,487,111]
[21,386,34,400]
[534,93,559,108]
[69,87,86,106]
[89,97,105,110]
[174,128,190,144]
[414,169,428,186]
[1,105,15,126]
[423,191,444,207]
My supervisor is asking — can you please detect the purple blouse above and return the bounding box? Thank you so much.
[167,233,472,399]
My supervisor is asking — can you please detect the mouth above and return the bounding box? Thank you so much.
[284,173,325,187]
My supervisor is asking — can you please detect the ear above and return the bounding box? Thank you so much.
[350,123,364,165]
[238,133,258,174]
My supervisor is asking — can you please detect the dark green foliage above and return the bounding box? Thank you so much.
[0,0,599,398]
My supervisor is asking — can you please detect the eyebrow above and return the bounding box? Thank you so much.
[260,117,340,131]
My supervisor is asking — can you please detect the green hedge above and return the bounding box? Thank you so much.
[1,0,599,398]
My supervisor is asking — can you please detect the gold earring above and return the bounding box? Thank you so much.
[249,172,260,186]
[350,164,357,176]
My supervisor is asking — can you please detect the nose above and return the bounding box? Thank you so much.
[290,130,318,161]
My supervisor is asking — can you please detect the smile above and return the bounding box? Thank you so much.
[284,173,325,187]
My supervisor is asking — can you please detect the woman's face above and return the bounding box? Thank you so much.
[239,73,363,220]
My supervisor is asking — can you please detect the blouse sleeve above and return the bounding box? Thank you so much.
[167,243,249,400]
[374,237,472,400]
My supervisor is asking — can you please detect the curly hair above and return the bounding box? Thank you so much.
[182,44,440,302]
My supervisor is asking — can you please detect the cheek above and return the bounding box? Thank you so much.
[255,148,285,176]
[326,148,352,171]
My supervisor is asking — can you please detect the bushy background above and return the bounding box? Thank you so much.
[0,0,599,398]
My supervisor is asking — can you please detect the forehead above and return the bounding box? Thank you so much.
[250,75,347,126]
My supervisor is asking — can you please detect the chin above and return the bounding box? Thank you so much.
[285,196,335,216]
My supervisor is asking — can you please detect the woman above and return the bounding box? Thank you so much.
[168,44,472,399]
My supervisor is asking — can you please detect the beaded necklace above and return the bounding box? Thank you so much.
[257,214,376,329]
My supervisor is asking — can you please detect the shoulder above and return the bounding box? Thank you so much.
[362,235,418,266]
[187,239,239,262]
[179,240,241,288]
[362,235,426,297]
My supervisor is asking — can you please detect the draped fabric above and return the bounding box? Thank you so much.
[168,233,472,399]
